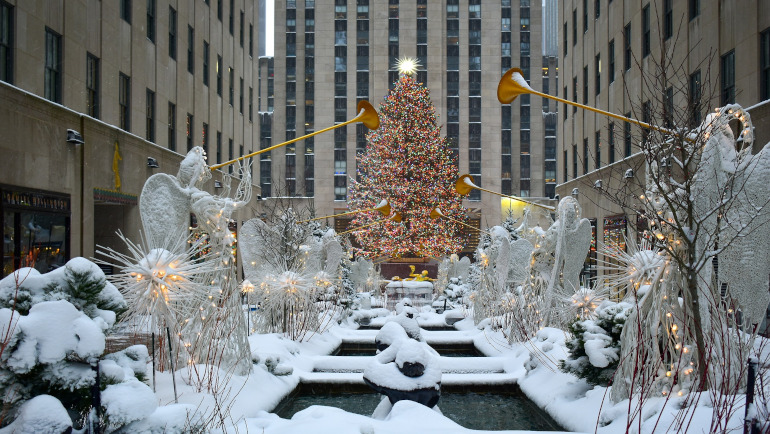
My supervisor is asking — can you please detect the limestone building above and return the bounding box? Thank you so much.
[557,0,770,281]
[262,0,559,250]
[0,0,261,277]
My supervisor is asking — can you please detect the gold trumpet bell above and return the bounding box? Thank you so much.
[373,199,392,216]
[356,100,380,130]
[390,211,403,223]
[429,207,443,220]
[455,174,476,196]
[497,68,534,104]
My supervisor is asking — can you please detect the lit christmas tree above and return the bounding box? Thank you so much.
[348,59,467,259]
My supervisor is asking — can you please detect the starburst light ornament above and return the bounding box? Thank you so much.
[395,56,420,76]
[96,230,219,331]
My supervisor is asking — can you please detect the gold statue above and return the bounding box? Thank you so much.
[112,142,122,191]
[405,265,434,282]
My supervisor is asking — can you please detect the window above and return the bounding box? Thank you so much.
[721,50,735,105]
[146,0,155,42]
[595,54,601,95]
[187,26,194,74]
[202,41,209,86]
[44,28,62,103]
[583,66,588,104]
[595,0,600,19]
[119,72,130,131]
[642,5,650,57]
[564,86,568,119]
[760,29,770,101]
[623,23,631,71]
[216,55,222,96]
[563,22,567,56]
[583,0,587,33]
[216,131,221,163]
[624,113,632,156]
[0,1,12,84]
[664,0,673,40]
[249,87,253,121]
[595,131,601,169]
[608,39,615,83]
[563,150,568,182]
[572,145,578,179]
[642,100,651,144]
[572,76,577,112]
[86,53,99,118]
[217,0,222,21]
[229,0,234,35]
[202,123,209,156]
[583,138,589,174]
[689,69,702,126]
[239,77,243,114]
[169,7,176,59]
[121,0,131,23]
[168,102,176,151]
[146,89,155,141]
[228,67,234,105]
[689,0,699,20]
[228,138,233,173]
[608,123,615,164]
[186,113,193,151]
[239,10,244,46]
[249,24,254,56]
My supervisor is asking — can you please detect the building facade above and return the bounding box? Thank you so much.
[557,0,770,280]
[0,0,261,277]
[263,0,559,247]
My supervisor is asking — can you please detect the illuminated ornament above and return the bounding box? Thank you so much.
[395,56,420,77]
[96,230,218,332]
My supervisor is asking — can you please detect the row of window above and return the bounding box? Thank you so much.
[565,0,695,58]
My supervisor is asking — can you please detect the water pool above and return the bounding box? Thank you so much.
[272,383,562,431]
[332,342,484,357]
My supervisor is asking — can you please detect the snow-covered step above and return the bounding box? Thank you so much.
[299,371,365,384]
[298,370,518,386]
[440,372,518,386]
[310,355,505,374]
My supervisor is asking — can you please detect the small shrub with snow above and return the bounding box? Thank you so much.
[0,258,149,431]
[559,300,632,386]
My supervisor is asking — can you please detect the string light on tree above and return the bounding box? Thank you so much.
[348,60,467,259]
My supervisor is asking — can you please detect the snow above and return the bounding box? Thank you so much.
[0,395,72,434]
[4,300,105,373]
[101,378,158,426]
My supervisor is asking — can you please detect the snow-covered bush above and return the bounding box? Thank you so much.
[0,258,151,432]
[560,300,632,386]
[0,257,126,320]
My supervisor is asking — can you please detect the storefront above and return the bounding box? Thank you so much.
[1,185,70,277]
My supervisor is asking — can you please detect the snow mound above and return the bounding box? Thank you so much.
[4,300,105,373]
[101,378,158,426]
[0,395,72,434]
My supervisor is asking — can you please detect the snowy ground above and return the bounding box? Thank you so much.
[130,307,756,433]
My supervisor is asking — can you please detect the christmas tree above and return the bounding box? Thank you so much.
[348,61,467,259]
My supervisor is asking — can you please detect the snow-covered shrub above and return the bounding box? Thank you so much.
[443,277,469,305]
[559,300,632,386]
[0,257,127,320]
[0,259,151,432]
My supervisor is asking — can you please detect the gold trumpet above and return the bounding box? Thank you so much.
[455,174,556,211]
[296,199,392,224]
[210,100,380,171]
[337,211,403,236]
[429,206,491,236]
[497,67,692,141]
